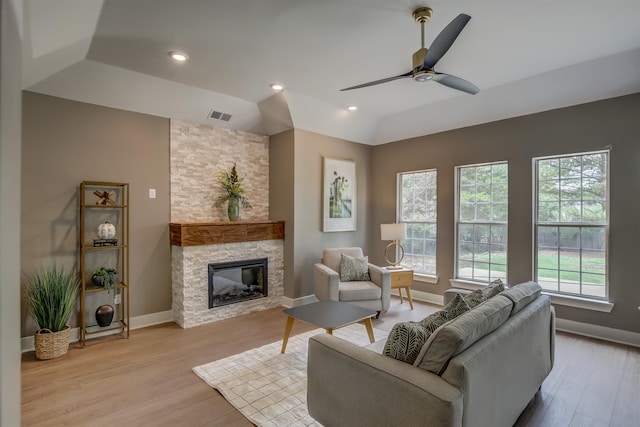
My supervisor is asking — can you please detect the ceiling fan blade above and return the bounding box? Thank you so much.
[340,71,412,91]
[433,73,479,94]
[423,13,471,69]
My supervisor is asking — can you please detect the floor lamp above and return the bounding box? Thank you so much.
[380,223,407,269]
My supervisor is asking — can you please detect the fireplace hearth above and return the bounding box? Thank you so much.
[208,258,268,308]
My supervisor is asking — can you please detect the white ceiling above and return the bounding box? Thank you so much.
[22,0,640,145]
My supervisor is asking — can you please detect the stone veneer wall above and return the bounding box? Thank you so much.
[170,120,282,327]
[172,240,284,328]
[170,119,269,222]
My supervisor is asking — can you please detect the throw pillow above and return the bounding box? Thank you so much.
[463,289,486,308]
[339,253,370,281]
[482,278,505,299]
[383,321,428,364]
[384,294,471,365]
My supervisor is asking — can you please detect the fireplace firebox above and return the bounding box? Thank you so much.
[208,258,268,308]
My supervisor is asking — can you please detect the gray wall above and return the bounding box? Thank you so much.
[21,92,172,337]
[370,93,640,334]
[269,129,295,298]
[291,129,372,298]
[1,0,23,423]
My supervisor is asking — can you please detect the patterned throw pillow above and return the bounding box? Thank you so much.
[383,294,470,365]
[339,253,371,281]
[383,322,428,364]
[483,278,505,299]
[463,289,486,308]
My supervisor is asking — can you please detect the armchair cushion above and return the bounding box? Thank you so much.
[339,253,371,281]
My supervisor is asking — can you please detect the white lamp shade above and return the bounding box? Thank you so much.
[380,223,407,241]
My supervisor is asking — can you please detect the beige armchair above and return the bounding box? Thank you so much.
[313,247,391,318]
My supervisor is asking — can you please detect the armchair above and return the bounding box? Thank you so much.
[313,247,391,318]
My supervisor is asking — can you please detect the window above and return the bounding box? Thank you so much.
[455,162,508,283]
[398,170,437,276]
[534,151,608,299]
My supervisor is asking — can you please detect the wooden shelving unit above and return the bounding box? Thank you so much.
[79,181,130,346]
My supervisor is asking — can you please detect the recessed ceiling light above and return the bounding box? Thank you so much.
[347,105,358,111]
[169,51,189,62]
[270,83,284,91]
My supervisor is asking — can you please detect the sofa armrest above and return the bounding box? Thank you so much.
[368,264,391,311]
[313,263,340,301]
[308,334,463,427]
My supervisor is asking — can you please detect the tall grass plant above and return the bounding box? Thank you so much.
[25,262,79,332]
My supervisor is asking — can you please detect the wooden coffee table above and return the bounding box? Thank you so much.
[281,300,376,353]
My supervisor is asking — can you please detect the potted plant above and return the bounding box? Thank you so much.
[91,267,118,295]
[214,162,252,221]
[24,262,80,360]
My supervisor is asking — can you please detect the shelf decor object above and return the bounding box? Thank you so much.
[79,181,130,346]
[380,223,407,269]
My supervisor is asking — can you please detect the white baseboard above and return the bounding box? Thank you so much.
[21,310,174,353]
[280,295,319,308]
[555,318,640,348]
[393,289,444,306]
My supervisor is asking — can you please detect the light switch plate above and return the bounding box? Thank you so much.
[148,188,156,198]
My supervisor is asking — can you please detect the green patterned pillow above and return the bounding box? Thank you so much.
[483,278,505,299]
[339,253,370,281]
[463,289,486,308]
[384,294,471,365]
[383,321,428,364]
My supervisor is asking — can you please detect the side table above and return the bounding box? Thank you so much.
[389,268,414,310]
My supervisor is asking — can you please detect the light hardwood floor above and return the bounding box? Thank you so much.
[22,297,639,426]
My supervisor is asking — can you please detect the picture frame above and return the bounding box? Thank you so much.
[323,157,356,232]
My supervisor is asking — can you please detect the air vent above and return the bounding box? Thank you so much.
[208,110,232,122]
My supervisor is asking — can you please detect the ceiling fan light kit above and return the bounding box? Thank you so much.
[340,7,478,94]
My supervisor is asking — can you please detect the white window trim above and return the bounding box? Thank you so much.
[544,292,614,313]
[532,150,610,302]
[397,168,438,277]
[414,273,439,285]
[450,279,614,312]
[454,161,509,283]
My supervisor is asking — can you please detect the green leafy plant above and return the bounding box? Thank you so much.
[25,262,80,332]
[91,267,118,294]
[213,162,252,209]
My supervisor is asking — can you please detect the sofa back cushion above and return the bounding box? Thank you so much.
[322,247,364,273]
[500,281,542,315]
[414,295,514,375]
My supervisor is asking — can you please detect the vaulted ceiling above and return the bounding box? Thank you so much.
[23,0,640,145]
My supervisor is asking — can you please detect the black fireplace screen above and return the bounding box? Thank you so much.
[208,258,268,308]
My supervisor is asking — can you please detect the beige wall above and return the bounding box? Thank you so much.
[370,93,640,334]
[21,92,172,336]
[291,129,372,298]
[1,0,23,423]
[269,130,295,298]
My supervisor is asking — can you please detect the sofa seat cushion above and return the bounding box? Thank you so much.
[501,281,542,315]
[383,294,471,364]
[414,295,514,375]
[339,280,381,301]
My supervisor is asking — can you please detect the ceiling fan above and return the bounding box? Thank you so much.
[340,7,479,94]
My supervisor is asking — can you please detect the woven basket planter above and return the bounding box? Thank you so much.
[34,326,70,360]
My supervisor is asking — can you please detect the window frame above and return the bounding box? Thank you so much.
[396,169,438,280]
[533,150,610,301]
[454,161,509,284]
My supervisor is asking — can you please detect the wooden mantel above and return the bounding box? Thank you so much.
[169,220,285,247]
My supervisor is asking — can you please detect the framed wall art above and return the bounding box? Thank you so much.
[323,157,356,232]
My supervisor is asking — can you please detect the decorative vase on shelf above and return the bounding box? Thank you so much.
[227,197,240,221]
[95,305,114,327]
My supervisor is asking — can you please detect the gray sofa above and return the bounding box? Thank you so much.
[307,281,555,427]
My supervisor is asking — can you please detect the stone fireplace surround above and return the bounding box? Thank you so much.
[170,221,284,328]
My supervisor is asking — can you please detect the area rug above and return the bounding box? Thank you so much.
[193,323,387,427]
